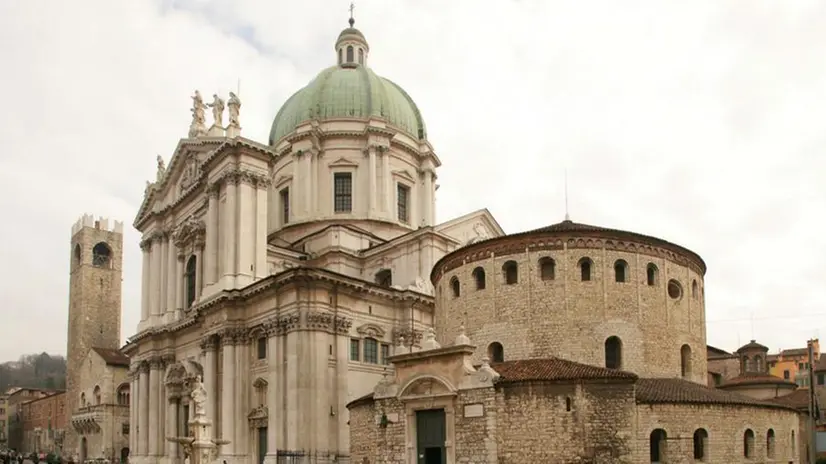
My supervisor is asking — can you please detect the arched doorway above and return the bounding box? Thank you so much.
[120,447,129,464]
[80,437,88,463]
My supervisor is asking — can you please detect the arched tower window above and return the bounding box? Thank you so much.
[743,429,755,457]
[692,279,698,298]
[680,344,692,378]
[73,244,81,267]
[472,267,486,290]
[605,336,622,369]
[538,257,555,281]
[80,392,86,408]
[579,257,593,281]
[92,242,112,268]
[646,263,658,286]
[93,385,101,405]
[450,277,460,298]
[346,45,354,63]
[358,48,364,64]
[650,429,667,463]
[614,259,628,283]
[766,428,775,458]
[488,342,504,363]
[185,255,197,308]
[116,384,129,406]
[375,269,392,288]
[755,355,765,373]
[693,428,708,460]
[502,261,518,285]
[338,48,343,64]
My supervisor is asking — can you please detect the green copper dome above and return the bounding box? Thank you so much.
[268,64,428,145]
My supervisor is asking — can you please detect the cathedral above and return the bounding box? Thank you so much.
[123,17,501,464]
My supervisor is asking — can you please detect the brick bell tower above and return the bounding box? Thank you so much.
[65,214,124,452]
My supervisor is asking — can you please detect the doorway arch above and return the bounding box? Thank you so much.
[80,437,88,463]
[120,447,129,463]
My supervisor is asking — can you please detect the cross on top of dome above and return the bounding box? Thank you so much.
[336,2,369,68]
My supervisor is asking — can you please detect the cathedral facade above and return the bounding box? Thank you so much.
[123,19,502,464]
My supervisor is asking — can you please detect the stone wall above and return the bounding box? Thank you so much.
[634,403,801,463]
[454,388,497,463]
[708,354,741,382]
[434,242,707,383]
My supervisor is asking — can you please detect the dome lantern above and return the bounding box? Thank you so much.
[336,3,369,68]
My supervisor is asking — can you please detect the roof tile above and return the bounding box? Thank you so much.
[636,378,797,411]
[494,358,637,383]
[92,347,130,367]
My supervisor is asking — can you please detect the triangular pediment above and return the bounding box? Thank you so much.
[434,208,505,245]
[391,169,416,183]
[328,157,359,167]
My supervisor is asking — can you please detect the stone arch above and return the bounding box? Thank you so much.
[613,259,628,283]
[92,242,112,268]
[450,276,460,298]
[253,377,268,406]
[116,382,130,406]
[472,267,486,290]
[578,257,593,281]
[502,260,518,284]
[680,344,692,378]
[93,385,101,405]
[488,342,504,363]
[73,244,81,267]
[398,374,456,400]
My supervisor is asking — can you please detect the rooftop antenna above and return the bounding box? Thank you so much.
[348,1,355,27]
[564,167,570,221]
[237,78,241,97]
[750,312,755,340]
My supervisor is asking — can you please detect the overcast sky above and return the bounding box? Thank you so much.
[0,0,824,362]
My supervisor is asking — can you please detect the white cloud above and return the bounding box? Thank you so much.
[0,0,824,360]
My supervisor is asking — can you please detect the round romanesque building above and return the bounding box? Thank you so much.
[430,219,708,383]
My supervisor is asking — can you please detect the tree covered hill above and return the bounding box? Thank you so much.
[0,353,67,392]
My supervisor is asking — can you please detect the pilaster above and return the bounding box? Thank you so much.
[219,330,237,457]
[382,147,392,214]
[221,175,238,290]
[148,357,162,456]
[237,174,256,287]
[200,335,219,428]
[367,146,377,215]
[255,176,270,280]
[205,184,219,286]
[264,321,282,463]
[138,361,150,456]
[175,254,184,312]
[140,241,151,322]
[165,238,178,321]
[234,330,249,457]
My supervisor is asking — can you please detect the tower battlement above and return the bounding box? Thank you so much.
[72,213,124,236]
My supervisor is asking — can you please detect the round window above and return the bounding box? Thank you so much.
[667,279,682,300]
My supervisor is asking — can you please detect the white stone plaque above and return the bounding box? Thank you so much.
[463,403,484,418]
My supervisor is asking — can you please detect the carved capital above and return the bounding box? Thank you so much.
[279,313,301,334]
[263,317,281,336]
[161,353,176,368]
[306,311,336,332]
[206,182,220,198]
[172,216,206,247]
[335,315,353,335]
[138,360,151,374]
[199,334,219,351]
[393,327,423,348]
[220,327,245,346]
[148,356,164,370]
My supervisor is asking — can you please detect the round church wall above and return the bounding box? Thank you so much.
[431,221,708,382]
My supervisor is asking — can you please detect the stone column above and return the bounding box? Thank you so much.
[194,244,204,300]
[255,178,269,280]
[200,336,219,427]
[303,153,312,215]
[367,146,377,215]
[140,242,150,322]
[148,358,161,456]
[205,185,219,285]
[382,148,392,214]
[222,176,238,289]
[284,328,299,450]
[129,372,138,454]
[220,332,236,456]
[234,333,249,456]
[159,237,168,313]
[291,152,302,218]
[264,323,281,462]
[138,362,150,456]
[166,238,177,319]
[335,319,351,454]
[175,254,184,311]
[421,167,434,227]
[166,393,179,459]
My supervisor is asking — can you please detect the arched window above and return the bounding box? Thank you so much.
[692,279,698,298]
[755,355,764,373]
[766,428,775,458]
[646,263,658,286]
[502,261,518,285]
[538,257,555,281]
[338,48,343,64]
[346,45,354,63]
[605,336,622,369]
[472,267,486,290]
[565,397,572,412]
[73,244,81,267]
[375,269,392,288]
[488,342,504,363]
[93,385,101,405]
[185,255,197,308]
[450,277,460,298]
[116,384,129,406]
[363,338,379,364]
[253,378,268,406]
[80,392,86,408]
[92,242,112,268]
[579,257,592,281]
[680,344,692,378]
[792,430,796,456]
[743,429,755,458]
[650,429,667,463]
[614,260,628,283]
[693,428,708,460]
[358,48,364,64]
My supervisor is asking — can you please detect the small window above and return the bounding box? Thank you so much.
[538,257,555,281]
[502,261,518,285]
[667,280,682,300]
[349,339,360,361]
[346,45,354,63]
[256,337,267,360]
[783,369,790,380]
[92,242,112,268]
[472,267,486,290]
[605,336,622,369]
[358,48,364,64]
[185,255,197,308]
[73,244,81,267]
[280,187,290,224]
[338,48,343,64]
[693,428,708,460]
[565,397,572,412]
[743,429,755,458]
[364,338,379,364]
[650,429,667,463]
[680,344,692,378]
[646,263,658,286]
[614,260,628,283]
[334,172,353,213]
[450,277,460,298]
[381,343,390,365]
[375,269,392,288]
[579,258,592,281]
[691,279,698,298]
[488,342,504,363]
[766,428,775,458]
[397,183,410,223]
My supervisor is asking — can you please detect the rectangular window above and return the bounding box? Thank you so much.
[280,188,290,224]
[818,373,825,385]
[397,183,410,223]
[364,339,379,364]
[381,343,390,365]
[784,370,790,379]
[349,339,360,361]
[334,172,353,213]
[257,337,267,360]
[122,423,129,435]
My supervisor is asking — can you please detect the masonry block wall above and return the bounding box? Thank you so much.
[433,238,707,383]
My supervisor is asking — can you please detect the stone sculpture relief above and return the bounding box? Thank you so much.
[156,155,166,182]
[208,94,225,127]
[189,90,207,137]
[227,91,241,127]
[407,276,434,296]
[191,375,207,418]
